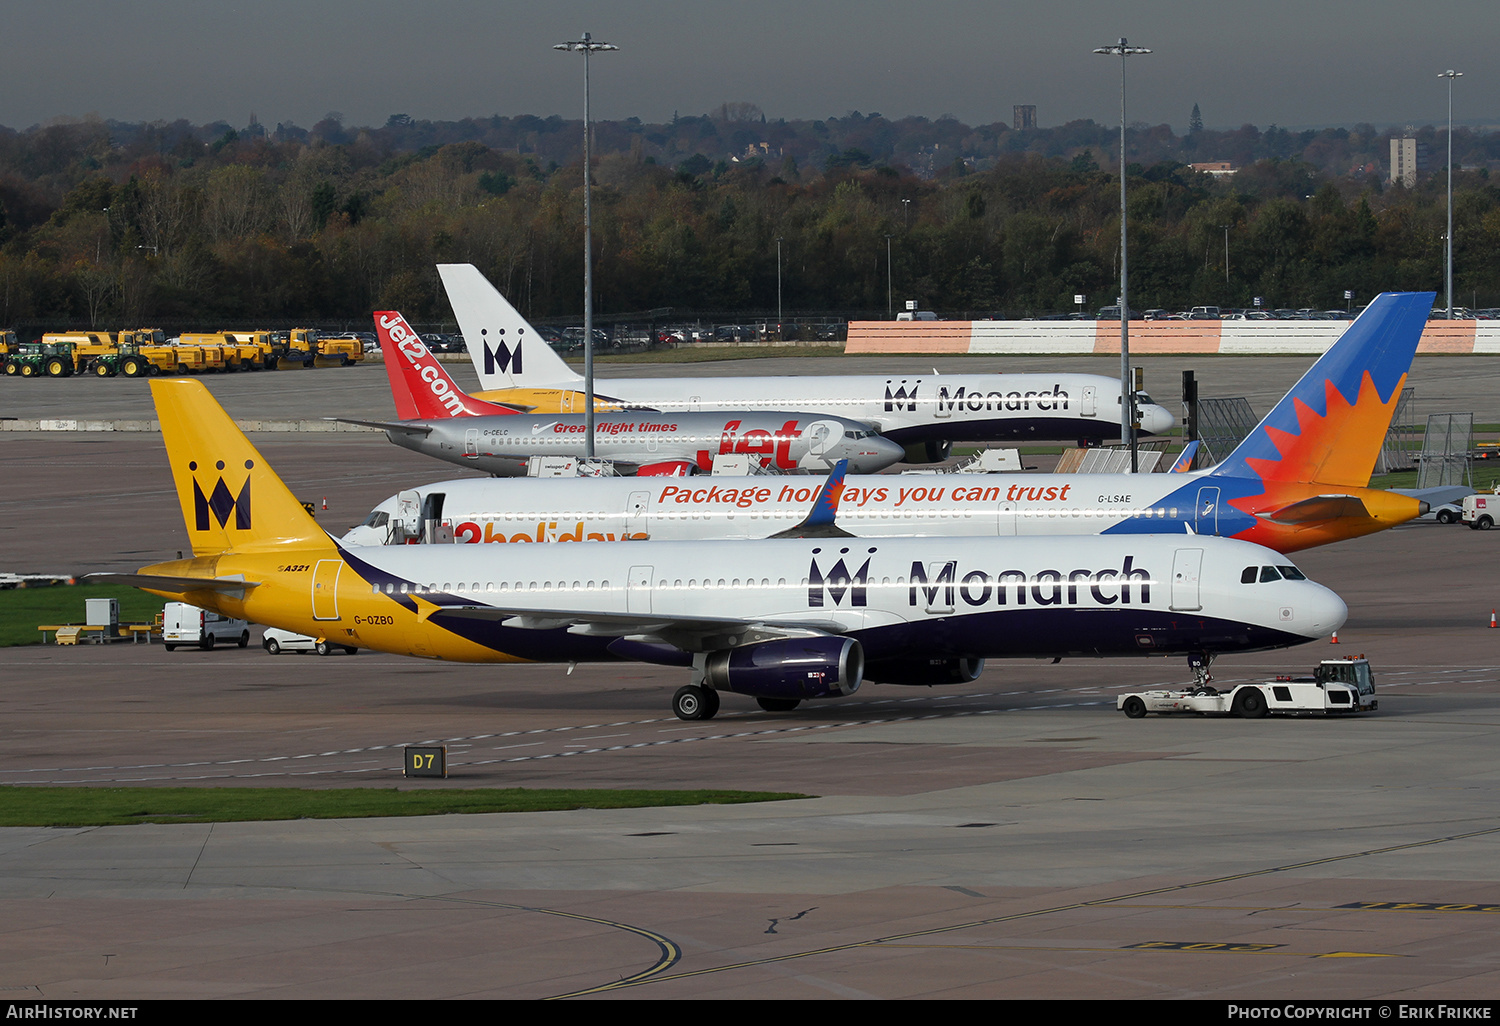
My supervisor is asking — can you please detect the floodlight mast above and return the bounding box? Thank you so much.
[1439,70,1462,320]
[1093,37,1151,472]
[554,33,618,457]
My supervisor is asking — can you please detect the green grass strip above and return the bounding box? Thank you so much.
[0,786,812,827]
[0,583,166,647]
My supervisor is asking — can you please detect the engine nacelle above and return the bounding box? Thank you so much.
[704,637,864,700]
[863,656,985,687]
[902,439,952,464]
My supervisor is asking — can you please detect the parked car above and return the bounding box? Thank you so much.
[1431,501,1463,525]
[262,627,357,656]
[162,602,249,652]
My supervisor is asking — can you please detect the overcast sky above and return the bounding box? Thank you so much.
[5,0,1496,134]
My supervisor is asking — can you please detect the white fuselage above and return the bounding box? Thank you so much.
[331,533,1345,664]
[344,472,1217,547]
[437,263,1177,447]
[478,372,1176,447]
[389,411,904,477]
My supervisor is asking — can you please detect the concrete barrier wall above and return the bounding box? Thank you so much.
[846,320,1500,355]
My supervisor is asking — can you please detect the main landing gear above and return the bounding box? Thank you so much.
[672,685,720,721]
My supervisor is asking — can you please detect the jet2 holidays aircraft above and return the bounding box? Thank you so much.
[344,292,1432,554]
[102,378,1346,720]
[437,263,1176,460]
[337,311,905,477]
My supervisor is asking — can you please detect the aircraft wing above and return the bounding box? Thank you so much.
[632,459,697,477]
[84,573,261,597]
[440,604,846,652]
[1258,495,1371,525]
[327,417,433,436]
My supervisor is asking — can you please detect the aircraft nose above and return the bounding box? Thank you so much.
[1139,402,1176,436]
[1294,582,1348,640]
[867,435,907,472]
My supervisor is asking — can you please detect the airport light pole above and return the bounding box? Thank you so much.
[776,236,784,336]
[1219,224,1230,284]
[555,32,617,457]
[1094,37,1151,472]
[885,234,894,318]
[1440,69,1462,319]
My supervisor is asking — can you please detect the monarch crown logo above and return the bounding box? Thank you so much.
[191,459,252,530]
[482,330,522,376]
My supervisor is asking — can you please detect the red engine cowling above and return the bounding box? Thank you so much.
[704,637,864,700]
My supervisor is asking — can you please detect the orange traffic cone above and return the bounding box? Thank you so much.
[321,496,328,510]
[1330,631,1340,644]
[1490,610,1497,629]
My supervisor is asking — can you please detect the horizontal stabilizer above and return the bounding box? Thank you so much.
[327,417,433,436]
[84,573,261,597]
[1258,495,1370,525]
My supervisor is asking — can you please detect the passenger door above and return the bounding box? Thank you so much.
[1170,548,1203,611]
[312,560,343,620]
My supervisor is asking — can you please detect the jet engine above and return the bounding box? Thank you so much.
[902,439,952,464]
[703,636,864,701]
[863,656,985,687]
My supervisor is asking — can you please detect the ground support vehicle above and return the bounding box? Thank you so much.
[6,341,76,377]
[179,338,227,373]
[0,330,19,374]
[161,602,249,651]
[270,329,316,369]
[1463,492,1498,530]
[313,333,363,367]
[1118,658,1377,719]
[39,332,146,377]
[221,331,278,369]
[262,627,357,656]
[97,340,152,377]
[179,334,252,371]
[120,329,212,375]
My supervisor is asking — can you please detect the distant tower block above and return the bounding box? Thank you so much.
[1013,105,1037,130]
[1390,137,1427,187]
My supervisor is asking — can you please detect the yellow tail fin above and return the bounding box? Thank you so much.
[152,378,331,556]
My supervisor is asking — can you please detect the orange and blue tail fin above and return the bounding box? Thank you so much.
[1212,292,1433,488]
[770,460,853,539]
[1169,441,1200,473]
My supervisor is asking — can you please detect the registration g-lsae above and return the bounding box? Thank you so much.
[404,746,447,778]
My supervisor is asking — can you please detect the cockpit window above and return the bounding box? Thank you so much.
[1277,565,1307,581]
[1241,567,1257,584]
[362,510,390,528]
[1259,566,1282,583]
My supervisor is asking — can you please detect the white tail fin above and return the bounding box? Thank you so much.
[438,264,581,391]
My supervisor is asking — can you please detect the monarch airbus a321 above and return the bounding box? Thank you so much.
[336,311,904,477]
[437,263,1176,460]
[344,292,1432,554]
[101,379,1346,720]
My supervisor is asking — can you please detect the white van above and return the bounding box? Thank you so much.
[162,602,250,651]
[1463,492,1498,530]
